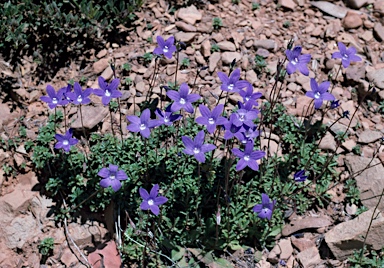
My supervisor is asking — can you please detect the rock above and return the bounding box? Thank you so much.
[256,48,269,58]
[93,58,110,74]
[96,49,107,59]
[374,0,384,14]
[88,241,121,268]
[221,52,242,65]
[366,68,384,89]
[174,32,197,43]
[4,214,39,249]
[357,130,382,144]
[279,0,296,10]
[61,247,79,267]
[319,133,337,152]
[373,23,384,42]
[282,215,333,236]
[246,70,258,85]
[310,1,348,19]
[342,11,363,29]
[253,39,276,51]
[217,41,236,52]
[345,0,368,9]
[296,247,322,267]
[325,208,384,260]
[209,52,221,72]
[71,106,109,130]
[293,95,313,117]
[0,172,38,215]
[201,39,211,57]
[175,21,197,32]
[67,220,109,246]
[177,5,202,25]
[0,103,11,128]
[344,155,384,211]
[291,234,317,252]
[345,65,365,83]
[267,238,293,264]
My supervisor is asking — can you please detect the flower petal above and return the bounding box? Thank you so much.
[150,205,160,215]
[110,180,122,192]
[150,184,159,198]
[154,196,168,206]
[100,178,111,188]
[139,188,150,200]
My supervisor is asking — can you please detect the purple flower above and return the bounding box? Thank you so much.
[127,108,158,138]
[153,36,177,59]
[332,42,362,68]
[294,170,308,182]
[67,82,93,105]
[182,130,216,163]
[155,106,182,127]
[217,69,250,93]
[93,77,122,106]
[342,110,350,119]
[234,108,258,129]
[305,78,335,109]
[239,83,262,106]
[98,164,128,192]
[54,128,78,152]
[235,126,260,145]
[40,84,68,109]
[139,184,168,216]
[330,100,340,109]
[59,84,73,105]
[195,104,227,134]
[252,193,276,221]
[223,114,242,140]
[285,46,311,76]
[232,141,265,171]
[167,83,200,113]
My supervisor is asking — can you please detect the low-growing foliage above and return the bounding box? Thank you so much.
[30,33,376,266]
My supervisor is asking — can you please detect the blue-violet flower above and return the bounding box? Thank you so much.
[232,141,265,171]
[167,83,200,113]
[127,108,158,138]
[182,130,216,163]
[54,128,78,152]
[252,193,276,221]
[195,104,227,134]
[98,164,128,192]
[332,42,362,68]
[285,46,311,76]
[305,78,335,109]
[140,184,168,215]
[153,36,177,59]
[93,76,122,106]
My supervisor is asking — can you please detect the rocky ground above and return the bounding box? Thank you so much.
[1,0,384,267]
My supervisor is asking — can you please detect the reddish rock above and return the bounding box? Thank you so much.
[296,246,321,267]
[325,208,384,260]
[342,11,363,29]
[88,241,122,268]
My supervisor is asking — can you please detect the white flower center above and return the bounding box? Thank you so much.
[180,98,186,105]
[245,97,250,101]
[140,124,146,130]
[292,57,298,65]
[148,199,154,206]
[228,84,234,91]
[105,90,111,97]
[77,96,83,102]
[52,98,58,104]
[314,92,321,99]
[63,140,69,146]
[239,115,245,121]
[342,53,349,60]
[163,46,169,53]
[193,147,200,154]
[244,155,250,161]
[164,116,169,123]
[110,175,115,180]
[208,118,215,124]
